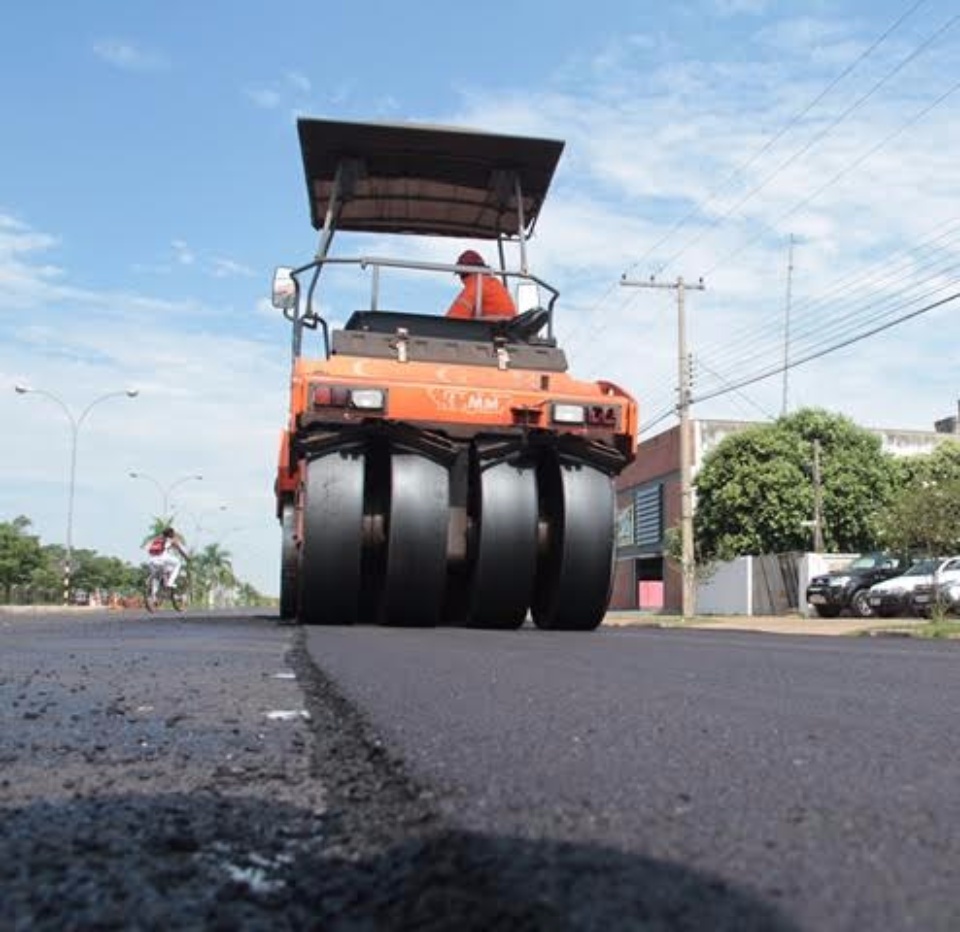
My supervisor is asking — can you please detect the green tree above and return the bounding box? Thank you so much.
[71,550,143,596]
[879,440,960,555]
[29,544,67,603]
[694,408,899,560]
[895,439,960,486]
[0,516,44,603]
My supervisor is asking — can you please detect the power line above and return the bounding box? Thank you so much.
[581,127,960,385]
[691,216,960,367]
[570,3,931,367]
[702,71,960,279]
[691,289,960,406]
[603,219,960,411]
[701,243,960,377]
[622,0,930,279]
[660,10,960,275]
[695,357,777,422]
[692,273,960,404]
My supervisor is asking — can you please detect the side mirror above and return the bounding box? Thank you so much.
[272,267,298,310]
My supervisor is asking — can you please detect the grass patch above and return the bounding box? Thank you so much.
[913,619,960,639]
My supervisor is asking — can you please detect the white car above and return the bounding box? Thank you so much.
[867,556,960,617]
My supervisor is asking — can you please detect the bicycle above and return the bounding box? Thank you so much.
[144,562,188,613]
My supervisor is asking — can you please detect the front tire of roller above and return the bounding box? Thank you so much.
[532,460,615,631]
[466,458,537,629]
[380,453,449,627]
[299,452,365,625]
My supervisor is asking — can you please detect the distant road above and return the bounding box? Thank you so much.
[2,610,958,930]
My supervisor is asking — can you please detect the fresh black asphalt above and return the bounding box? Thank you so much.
[2,610,958,930]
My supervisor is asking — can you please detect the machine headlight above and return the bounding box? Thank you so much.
[350,388,386,410]
[552,403,585,424]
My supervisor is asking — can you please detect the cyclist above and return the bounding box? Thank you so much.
[146,527,189,589]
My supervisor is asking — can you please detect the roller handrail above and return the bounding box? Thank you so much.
[288,254,559,359]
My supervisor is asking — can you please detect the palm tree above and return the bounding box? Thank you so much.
[193,542,236,607]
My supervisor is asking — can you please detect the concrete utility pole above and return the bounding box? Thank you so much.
[621,274,705,619]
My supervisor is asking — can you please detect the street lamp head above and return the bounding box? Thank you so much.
[125,389,140,398]
[14,384,29,394]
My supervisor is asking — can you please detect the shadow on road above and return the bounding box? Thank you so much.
[0,792,797,931]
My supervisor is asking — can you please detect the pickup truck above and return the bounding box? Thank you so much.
[805,553,908,618]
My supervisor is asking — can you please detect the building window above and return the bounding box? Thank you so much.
[634,484,663,549]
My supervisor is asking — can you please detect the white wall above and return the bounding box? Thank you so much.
[697,556,752,615]
[697,552,859,616]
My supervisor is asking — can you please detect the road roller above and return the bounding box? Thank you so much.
[271,118,637,630]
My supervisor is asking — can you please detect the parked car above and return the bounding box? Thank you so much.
[805,552,909,618]
[910,570,960,618]
[868,556,960,618]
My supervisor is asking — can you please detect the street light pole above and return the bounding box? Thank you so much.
[15,385,139,604]
[128,471,204,521]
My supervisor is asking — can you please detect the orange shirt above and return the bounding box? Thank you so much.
[446,273,517,320]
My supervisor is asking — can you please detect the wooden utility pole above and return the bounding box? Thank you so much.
[812,439,825,552]
[621,274,705,619]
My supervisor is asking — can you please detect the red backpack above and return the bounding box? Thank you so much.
[148,536,166,556]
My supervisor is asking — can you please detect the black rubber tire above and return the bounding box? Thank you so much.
[531,459,615,631]
[466,459,538,629]
[279,500,298,620]
[144,573,159,613]
[380,453,449,627]
[850,589,874,618]
[299,452,365,625]
[813,605,842,618]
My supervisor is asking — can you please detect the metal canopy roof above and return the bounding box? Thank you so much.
[297,118,565,240]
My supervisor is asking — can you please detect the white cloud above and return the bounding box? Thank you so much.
[0,218,287,595]
[245,87,283,110]
[172,239,195,266]
[244,70,314,112]
[286,71,311,93]
[211,257,256,278]
[711,0,770,16]
[92,39,168,72]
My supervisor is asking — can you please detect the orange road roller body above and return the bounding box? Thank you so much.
[271,118,637,629]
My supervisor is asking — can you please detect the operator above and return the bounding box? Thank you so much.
[146,526,190,589]
[445,249,517,320]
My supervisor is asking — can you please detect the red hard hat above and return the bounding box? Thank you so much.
[456,249,486,268]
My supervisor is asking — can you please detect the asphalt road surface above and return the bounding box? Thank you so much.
[1,609,958,931]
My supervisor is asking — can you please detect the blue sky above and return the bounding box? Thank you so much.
[2,0,959,595]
